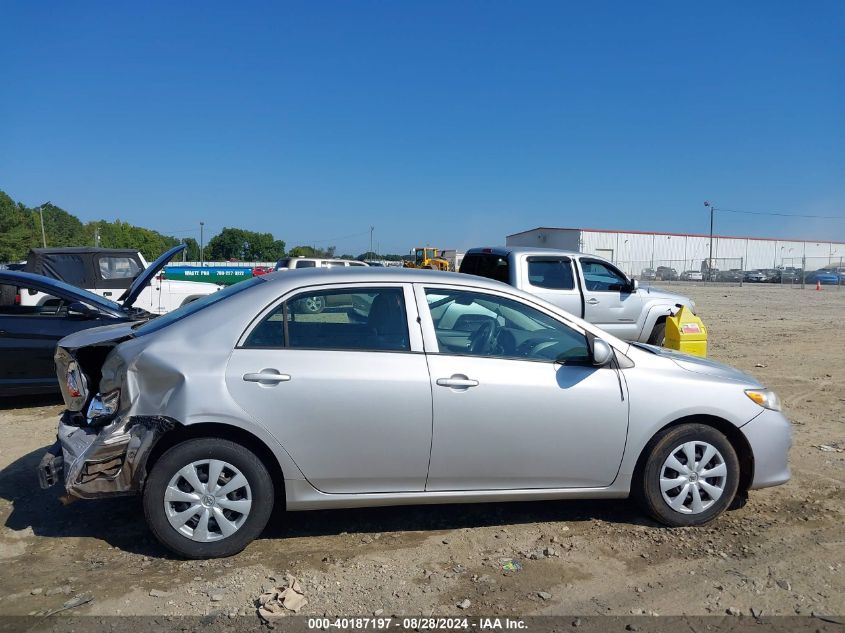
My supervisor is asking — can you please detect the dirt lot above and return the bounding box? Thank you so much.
[0,283,843,621]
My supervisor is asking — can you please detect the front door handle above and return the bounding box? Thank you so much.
[586,298,600,305]
[243,371,291,384]
[436,376,479,389]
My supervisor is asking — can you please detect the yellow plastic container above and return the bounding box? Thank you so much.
[664,306,708,357]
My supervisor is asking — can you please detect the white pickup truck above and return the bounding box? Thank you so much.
[459,246,697,344]
[19,246,222,314]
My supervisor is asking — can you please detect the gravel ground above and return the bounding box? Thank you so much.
[0,283,842,621]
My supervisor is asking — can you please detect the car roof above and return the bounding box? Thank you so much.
[280,257,368,265]
[464,246,592,258]
[28,247,140,256]
[261,266,512,292]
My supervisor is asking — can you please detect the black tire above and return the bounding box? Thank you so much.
[0,284,15,306]
[647,321,666,346]
[636,423,739,527]
[143,438,274,558]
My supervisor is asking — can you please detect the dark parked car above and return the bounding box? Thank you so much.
[0,244,185,396]
[655,266,678,281]
[743,270,769,283]
[717,269,744,282]
[769,267,803,283]
[639,268,657,281]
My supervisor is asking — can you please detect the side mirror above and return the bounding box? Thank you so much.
[592,338,615,367]
[630,279,639,292]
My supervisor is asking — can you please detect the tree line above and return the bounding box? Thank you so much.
[0,191,201,262]
[0,191,407,263]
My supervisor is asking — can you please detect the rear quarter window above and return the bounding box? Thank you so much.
[460,253,509,283]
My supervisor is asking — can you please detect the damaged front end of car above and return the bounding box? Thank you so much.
[38,329,174,499]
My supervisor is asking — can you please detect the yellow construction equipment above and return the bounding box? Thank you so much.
[403,247,450,271]
[664,305,708,357]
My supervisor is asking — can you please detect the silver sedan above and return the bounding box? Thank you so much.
[42,268,791,558]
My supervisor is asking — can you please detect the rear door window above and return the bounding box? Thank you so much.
[98,256,142,279]
[244,287,410,352]
[527,257,575,289]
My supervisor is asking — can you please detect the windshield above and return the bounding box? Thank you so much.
[133,276,266,336]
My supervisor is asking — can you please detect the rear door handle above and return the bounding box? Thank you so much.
[586,298,600,305]
[243,371,291,384]
[436,376,479,389]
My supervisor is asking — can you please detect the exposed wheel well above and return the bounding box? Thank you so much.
[180,295,205,306]
[648,315,667,341]
[632,415,754,497]
[144,422,286,506]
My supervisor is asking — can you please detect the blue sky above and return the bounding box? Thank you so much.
[2,1,843,254]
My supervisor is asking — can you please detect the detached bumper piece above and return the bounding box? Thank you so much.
[37,442,64,489]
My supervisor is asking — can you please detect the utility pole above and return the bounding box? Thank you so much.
[94,226,100,247]
[38,201,51,247]
[704,201,715,281]
[370,226,375,256]
[200,222,205,266]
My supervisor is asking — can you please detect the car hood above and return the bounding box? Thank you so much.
[118,243,186,307]
[0,270,127,318]
[633,343,762,386]
[637,286,694,307]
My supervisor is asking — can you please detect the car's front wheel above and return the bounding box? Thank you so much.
[636,423,739,527]
[647,321,666,346]
[143,438,274,558]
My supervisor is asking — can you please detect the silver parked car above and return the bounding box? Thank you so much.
[41,268,791,558]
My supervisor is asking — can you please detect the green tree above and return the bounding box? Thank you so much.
[0,193,37,261]
[182,238,200,261]
[206,227,286,261]
[0,190,291,265]
[288,245,317,258]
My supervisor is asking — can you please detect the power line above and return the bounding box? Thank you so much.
[294,229,372,245]
[717,207,845,220]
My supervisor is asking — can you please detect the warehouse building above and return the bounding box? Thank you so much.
[506,227,845,277]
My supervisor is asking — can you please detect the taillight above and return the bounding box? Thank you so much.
[64,360,89,411]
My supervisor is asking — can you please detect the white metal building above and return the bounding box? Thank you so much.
[506,227,845,275]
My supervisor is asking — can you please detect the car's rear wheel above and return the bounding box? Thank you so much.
[636,424,739,527]
[143,438,274,558]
